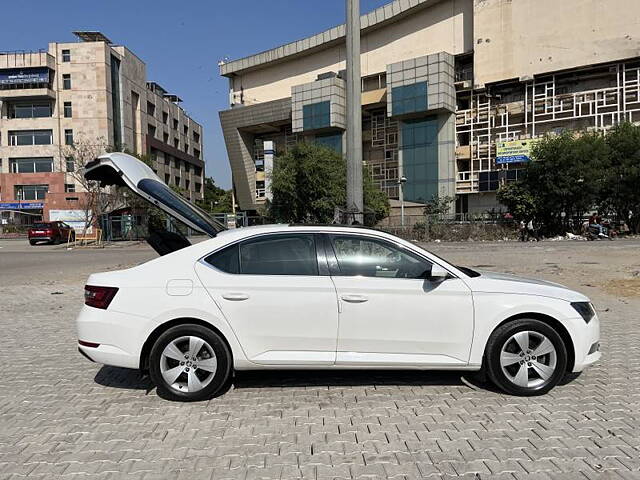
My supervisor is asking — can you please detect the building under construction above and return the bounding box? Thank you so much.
[219,0,640,216]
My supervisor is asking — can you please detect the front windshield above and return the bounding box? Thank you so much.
[138,178,225,237]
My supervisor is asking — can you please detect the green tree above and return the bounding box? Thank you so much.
[496,182,537,221]
[522,131,608,234]
[197,177,233,214]
[602,122,640,233]
[268,142,389,225]
[423,194,455,216]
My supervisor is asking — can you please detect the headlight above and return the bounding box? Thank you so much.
[571,302,595,323]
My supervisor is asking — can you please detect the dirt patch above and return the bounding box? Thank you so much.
[604,278,640,297]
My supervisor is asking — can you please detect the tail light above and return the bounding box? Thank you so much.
[84,285,119,309]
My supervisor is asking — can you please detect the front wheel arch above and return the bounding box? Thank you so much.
[485,312,575,373]
[139,318,233,371]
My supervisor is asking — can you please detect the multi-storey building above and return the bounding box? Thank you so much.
[219,0,640,216]
[0,31,204,225]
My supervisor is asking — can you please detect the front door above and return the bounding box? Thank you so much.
[195,233,339,365]
[325,234,474,366]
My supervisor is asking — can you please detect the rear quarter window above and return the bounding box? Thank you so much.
[204,244,239,274]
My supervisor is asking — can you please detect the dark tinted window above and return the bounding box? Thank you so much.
[137,178,225,236]
[239,234,318,276]
[329,235,432,279]
[205,244,239,274]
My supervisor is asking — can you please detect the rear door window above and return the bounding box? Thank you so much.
[239,234,318,276]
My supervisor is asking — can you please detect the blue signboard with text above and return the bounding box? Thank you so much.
[0,202,44,210]
[0,67,49,86]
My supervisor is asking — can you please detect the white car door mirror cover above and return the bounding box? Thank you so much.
[428,264,450,282]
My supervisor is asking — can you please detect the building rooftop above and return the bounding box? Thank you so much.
[219,0,444,77]
[72,31,113,44]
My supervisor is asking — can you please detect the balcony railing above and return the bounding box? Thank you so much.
[0,50,54,69]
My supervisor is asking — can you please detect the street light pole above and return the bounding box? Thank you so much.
[346,0,363,224]
[398,176,407,227]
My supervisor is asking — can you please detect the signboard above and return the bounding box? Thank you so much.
[496,139,538,164]
[49,209,92,232]
[0,67,49,86]
[0,202,44,210]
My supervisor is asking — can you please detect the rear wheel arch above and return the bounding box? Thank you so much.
[139,318,233,371]
[487,312,575,373]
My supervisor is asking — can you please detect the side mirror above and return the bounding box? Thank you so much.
[428,264,450,282]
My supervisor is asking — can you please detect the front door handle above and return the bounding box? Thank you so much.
[222,292,249,301]
[341,294,368,303]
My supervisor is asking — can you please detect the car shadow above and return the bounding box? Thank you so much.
[93,365,583,399]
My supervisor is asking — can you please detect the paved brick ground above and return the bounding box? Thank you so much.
[0,240,639,479]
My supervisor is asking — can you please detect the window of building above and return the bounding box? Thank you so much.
[504,169,522,184]
[66,157,75,172]
[174,138,179,149]
[392,81,428,115]
[479,171,500,192]
[184,143,189,153]
[361,72,387,92]
[195,182,202,193]
[174,176,181,187]
[61,49,71,62]
[184,163,190,173]
[329,235,432,279]
[173,118,179,130]
[148,124,156,137]
[237,234,318,276]
[15,184,48,201]
[147,101,156,116]
[163,132,169,143]
[194,148,201,159]
[183,125,188,135]
[63,101,72,118]
[255,180,266,198]
[315,132,342,153]
[302,101,331,130]
[9,157,53,173]
[162,111,168,124]
[194,166,202,176]
[185,179,190,190]
[64,129,74,145]
[400,118,439,203]
[164,173,170,183]
[193,131,200,143]
[174,159,180,169]
[65,183,76,193]
[62,74,71,90]
[9,130,53,146]
[8,103,52,119]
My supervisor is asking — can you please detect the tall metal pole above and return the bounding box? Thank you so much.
[346,0,363,224]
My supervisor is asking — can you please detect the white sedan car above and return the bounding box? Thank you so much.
[77,153,601,401]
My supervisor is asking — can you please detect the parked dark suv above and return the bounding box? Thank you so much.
[28,222,76,245]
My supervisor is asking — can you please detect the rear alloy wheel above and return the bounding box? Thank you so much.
[149,324,231,401]
[486,319,567,396]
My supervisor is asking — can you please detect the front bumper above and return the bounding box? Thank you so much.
[571,313,601,373]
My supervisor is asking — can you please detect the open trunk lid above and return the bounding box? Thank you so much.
[84,152,226,254]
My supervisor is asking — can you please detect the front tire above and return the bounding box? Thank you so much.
[485,319,567,396]
[149,324,232,402]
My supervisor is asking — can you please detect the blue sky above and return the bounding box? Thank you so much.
[0,0,390,189]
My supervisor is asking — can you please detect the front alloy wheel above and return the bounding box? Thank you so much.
[486,319,567,396]
[149,324,231,401]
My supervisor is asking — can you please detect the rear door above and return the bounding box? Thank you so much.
[195,232,339,365]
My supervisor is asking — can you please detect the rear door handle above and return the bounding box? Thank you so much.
[222,293,250,301]
[341,294,368,303]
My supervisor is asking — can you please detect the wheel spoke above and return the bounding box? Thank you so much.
[189,336,205,358]
[162,365,184,385]
[187,370,204,392]
[500,351,521,366]
[513,331,530,353]
[197,357,217,373]
[512,363,529,387]
[531,360,555,381]
[163,342,185,362]
[532,337,555,357]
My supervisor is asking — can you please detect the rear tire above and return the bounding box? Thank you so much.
[29,240,37,246]
[149,324,232,402]
[485,318,567,396]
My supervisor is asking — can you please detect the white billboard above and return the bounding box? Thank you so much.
[49,209,92,232]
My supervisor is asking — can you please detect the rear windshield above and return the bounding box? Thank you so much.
[32,223,52,229]
[138,178,225,237]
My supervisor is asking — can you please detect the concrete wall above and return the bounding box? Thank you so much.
[473,0,640,87]
[232,0,473,105]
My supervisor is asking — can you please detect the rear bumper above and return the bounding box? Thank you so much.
[29,236,52,241]
[76,305,146,369]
